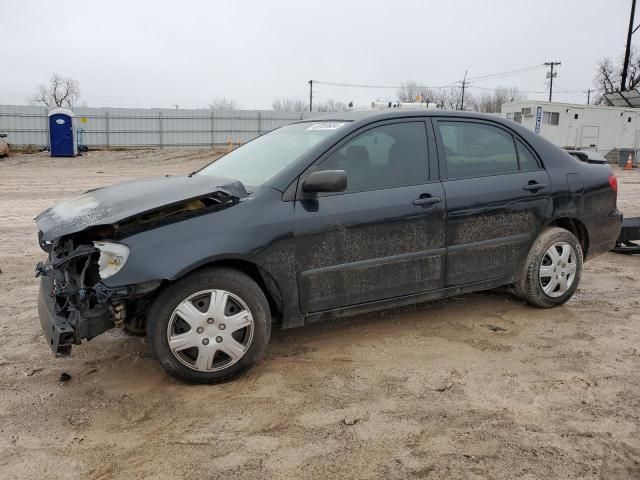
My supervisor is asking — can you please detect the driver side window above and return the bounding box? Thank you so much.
[316,122,428,192]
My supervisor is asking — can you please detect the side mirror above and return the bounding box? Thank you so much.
[301,170,347,193]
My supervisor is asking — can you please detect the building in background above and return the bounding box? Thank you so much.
[501,101,639,165]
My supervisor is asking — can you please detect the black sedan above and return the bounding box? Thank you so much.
[35,110,622,383]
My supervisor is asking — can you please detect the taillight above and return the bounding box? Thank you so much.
[608,174,618,193]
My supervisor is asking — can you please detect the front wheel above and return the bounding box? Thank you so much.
[516,227,583,308]
[147,268,271,384]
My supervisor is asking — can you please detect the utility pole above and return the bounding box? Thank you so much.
[586,89,591,105]
[544,62,561,102]
[308,80,313,112]
[459,70,468,111]
[622,0,637,91]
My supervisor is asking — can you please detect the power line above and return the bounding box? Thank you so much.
[459,71,468,111]
[313,64,548,91]
[555,77,589,97]
[312,80,457,90]
[312,90,392,99]
[312,61,593,104]
[544,61,562,101]
[467,84,584,95]
[468,64,547,82]
[316,82,589,98]
[467,85,547,94]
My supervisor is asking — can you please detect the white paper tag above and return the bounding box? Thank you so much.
[306,122,346,131]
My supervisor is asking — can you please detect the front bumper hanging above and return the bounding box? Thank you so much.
[36,260,162,356]
[38,275,77,356]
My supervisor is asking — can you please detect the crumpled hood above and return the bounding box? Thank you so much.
[36,174,248,241]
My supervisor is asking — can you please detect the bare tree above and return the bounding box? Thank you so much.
[208,97,238,110]
[272,97,307,112]
[472,86,525,113]
[30,73,80,108]
[594,49,640,104]
[395,81,476,110]
[315,98,350,112]
[396,81,438,103]
[594,58,618,100]
[431,86,472,111]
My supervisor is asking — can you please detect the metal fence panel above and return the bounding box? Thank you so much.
[0,104,48,146]
[0,105,311,149]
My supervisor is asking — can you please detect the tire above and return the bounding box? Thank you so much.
[516,227,583,308]
[147,267,271,384]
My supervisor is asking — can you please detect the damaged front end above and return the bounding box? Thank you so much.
[36,238,161,355]
[34,175,246,355]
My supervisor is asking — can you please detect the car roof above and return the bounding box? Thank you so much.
[299,109,504,125]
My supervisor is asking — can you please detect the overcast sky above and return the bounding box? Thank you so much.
[0,0,634,109]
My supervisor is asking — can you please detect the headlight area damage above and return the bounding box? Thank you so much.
[34,175,246,355]
[36,240,159,355]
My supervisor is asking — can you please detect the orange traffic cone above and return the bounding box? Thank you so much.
[624,153,634,170]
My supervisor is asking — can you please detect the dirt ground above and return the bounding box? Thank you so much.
[0,150,639,480]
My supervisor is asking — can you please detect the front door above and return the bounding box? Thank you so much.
[434,118,551,286]
[293,120,446,313]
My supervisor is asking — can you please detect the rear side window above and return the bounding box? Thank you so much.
[438,121,519,178]
[316,122,428,192]
[515,139,540,171]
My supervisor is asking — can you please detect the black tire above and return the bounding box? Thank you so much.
[147,267,271,384]
[516,227,583,308]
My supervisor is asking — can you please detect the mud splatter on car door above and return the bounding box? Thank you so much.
[435,119,551,286]
[293,120,446,313]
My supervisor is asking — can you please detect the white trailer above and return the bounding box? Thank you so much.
[501,101,639,164]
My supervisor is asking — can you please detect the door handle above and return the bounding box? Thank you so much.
[413,195,442,206]
[523,182,547,192]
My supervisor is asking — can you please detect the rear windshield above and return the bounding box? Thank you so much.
[198,121,348,188]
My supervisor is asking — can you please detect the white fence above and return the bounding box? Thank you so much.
[0,105,311,148]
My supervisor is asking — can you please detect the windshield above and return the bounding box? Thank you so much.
[198,121,348,188]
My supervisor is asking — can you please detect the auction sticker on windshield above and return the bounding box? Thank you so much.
[306,122,346,131]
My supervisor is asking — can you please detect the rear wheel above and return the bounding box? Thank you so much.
[517,227,583,308]
[147,268,271,384]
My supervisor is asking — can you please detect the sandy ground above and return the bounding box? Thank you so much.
[0,150,639,480]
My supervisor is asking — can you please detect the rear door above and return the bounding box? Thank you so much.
[293,119,446,313]
[434,118,551,286]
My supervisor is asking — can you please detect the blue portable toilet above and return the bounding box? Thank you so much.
[48,108,77,157]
